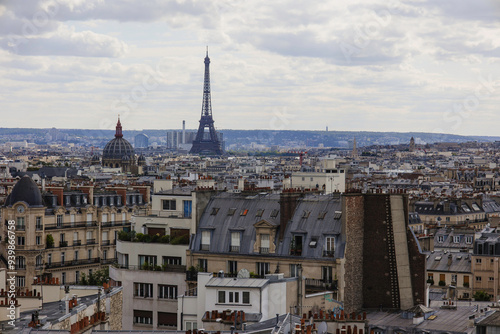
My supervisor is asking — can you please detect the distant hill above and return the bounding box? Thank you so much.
[0,128,498,148]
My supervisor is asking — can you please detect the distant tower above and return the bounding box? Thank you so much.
[190,48,223,155]
[352,137,358,159]
[409,137,415,152]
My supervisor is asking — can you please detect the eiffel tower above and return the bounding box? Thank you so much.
[190,48,223,155]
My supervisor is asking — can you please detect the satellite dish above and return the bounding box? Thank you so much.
[318,322,327,334]
[237,268,250,278]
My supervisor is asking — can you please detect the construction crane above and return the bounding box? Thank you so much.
[287,150,308,167]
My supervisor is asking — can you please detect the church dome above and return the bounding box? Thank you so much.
[102,118,134,161]
[5,175,43,207]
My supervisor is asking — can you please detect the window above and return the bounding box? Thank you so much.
[228,261,237,274]
[240,209,248,216]
[476,276,482,282]
[102,213,108,223]
[324,237,335,257]
[231,232,240,252]
[333,211,342,219]
[437,235,444,243]
[211,208,219,215]
[243,291,250,304]
[185,321,197,331]
[162,200,176,211]
[70,214,75,226]
[86,213,92,224]
[163,256,182,265]
[476,258,482,264]
[229,291,239,303]
[218,290,225,303]
[453,236,460,243]
[16,276,25,287]
[47,253,52,265]
[318,211,327,220]
[290,264,299,278]
[75,271,80,284]
[322,266,333,283]
[134,310,153,325]
[198,259,208,272]
[36,255,42,269]
[256,209,264,217]
[61,272,66,285]
[201,230,211,251]
[103,250,107,260]
[74,251,79,261]
[88,249,92,259]
[490,277,495,281]
[61,252,65,264]
[57,215,63,227]
[17,217,25,230]
[158,285,177,299]
[36,217,42,230]
[260,234,270,254]
[428,273,433,281]
[158,312,177,327]
[270,209,279,218]
[302,211,310,218]
[16,256,26,269]
[17,236,25,246]
[257,262,270,276]
[446,217,450,222]
[451,274,457,283]
[227,208,236,216]
[139,255,157,267]
[134,283,153,297]
[466,236,473,244]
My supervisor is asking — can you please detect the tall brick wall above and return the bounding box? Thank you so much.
[342,194,365,313]
[343,194,426,311]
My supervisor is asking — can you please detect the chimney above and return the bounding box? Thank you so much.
[47,186,64,206]
[447,253,453,266]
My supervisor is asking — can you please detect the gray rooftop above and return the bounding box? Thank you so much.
[206,277,269,288]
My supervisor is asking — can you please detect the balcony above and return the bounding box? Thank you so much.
[259,247,270,254]
[59,241,68,248]
[45,221,98,230]
[45,257,101,269]
[102,220,131,228]
[201,244,210,251]
[113,262,186,273]
[86,239,96,245]
[36,225,43,231]
[323,250,335,257]
[16,225,25,231]
[102,240,111,246]
[101,257,117,265]
[73,240,81,246]
[305,278,337,292]
[230,246,240,253]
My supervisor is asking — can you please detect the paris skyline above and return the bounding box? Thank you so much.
[1,1,500,136]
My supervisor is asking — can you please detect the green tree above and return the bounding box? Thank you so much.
[474,290,490,301]
[46,234,54,248]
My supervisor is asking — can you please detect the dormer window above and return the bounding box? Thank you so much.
[201,231,211,251]
[260,234,270,254]
[240,209,248,216]
[270,209,279,218]
[230,232,240,252]
[453,236,460,243]
[256,209,264,218]
[466,236,473,244]
[437,235,444,243]
[211,208,219,216]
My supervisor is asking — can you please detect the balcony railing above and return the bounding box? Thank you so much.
[230,246,240,253]
[59,241,68,248]
[260,247,270,254]
[36,225,43,231]
[101,221,131,228]
[101,257,117,265]
[86,239,96,245]
[305,278,337,291]
[323,250,335,257]
[45,257,100,269]
[45,221,98,230]
[201,244,210,251]
[102,240,111,246]
[113,263,186,273]
[16,225,25,231]
[73,240,81,246]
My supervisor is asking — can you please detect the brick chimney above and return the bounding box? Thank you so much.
[279,190,303,241]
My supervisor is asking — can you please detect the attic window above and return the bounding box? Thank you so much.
[211,208,220,216]
[302,211,310,219]
[333,211,342,220]
[256,209,264,218]
[309,238,318,248]
[240,209,248,216]
[435,256,442,261]
[270,209,279,218]
[227,208,236,216]
[318,211,327,220]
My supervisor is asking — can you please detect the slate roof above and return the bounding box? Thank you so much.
[426,251,471,273]
[415,200,484,216]
[434,228,475,251]
[4,175,44,207]
[191,192,345,260]
[206,277,269,288]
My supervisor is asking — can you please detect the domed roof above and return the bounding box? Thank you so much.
[102,118,134,160]
[5,175,43,207]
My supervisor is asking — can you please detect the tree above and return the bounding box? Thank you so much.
[46,234,54,249]
[474,290,490,301]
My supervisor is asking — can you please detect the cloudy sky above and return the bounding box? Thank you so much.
[1,0,500,136]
